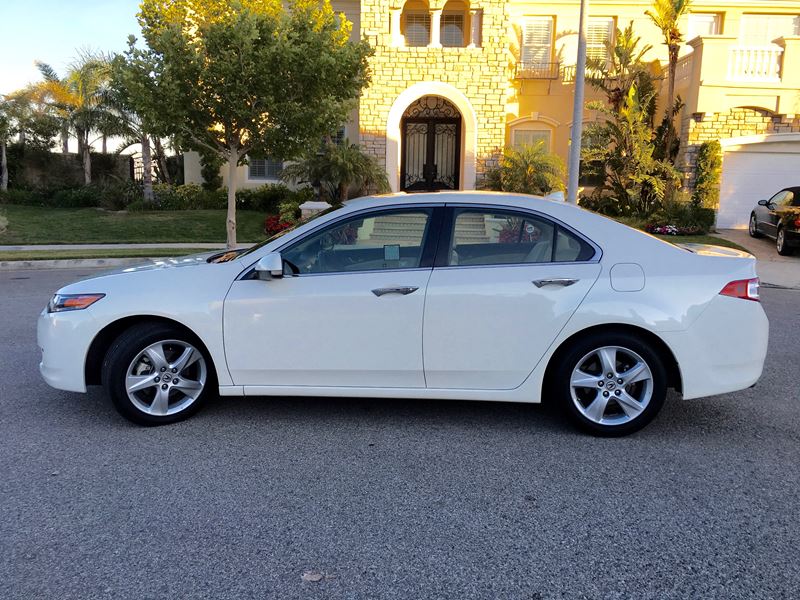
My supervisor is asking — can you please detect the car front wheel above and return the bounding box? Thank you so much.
[749,214,762,238]
[553,332,667,436]
[777,227,794,256]
[102,323,214,425]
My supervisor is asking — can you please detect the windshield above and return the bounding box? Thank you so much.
[211,205,339,263]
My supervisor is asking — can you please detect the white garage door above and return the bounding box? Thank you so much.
[719,144,800,229]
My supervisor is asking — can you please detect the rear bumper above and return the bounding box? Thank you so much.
[661,296,769,400]
[37,308,94,393]
[784,228,800,246]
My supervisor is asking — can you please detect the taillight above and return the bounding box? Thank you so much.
[719,278,760,302]
[793,218,800,228]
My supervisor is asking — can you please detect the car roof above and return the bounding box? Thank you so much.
[344,191,577,212]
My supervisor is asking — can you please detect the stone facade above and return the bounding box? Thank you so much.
[358,0,510,188]
[680,108,800,188]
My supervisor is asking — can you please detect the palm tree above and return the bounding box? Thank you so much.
[34,53,112,184]
[0,98,11,191]
[281,140,390,204]
[587,22,657,116]
[488,142,566,196]
[646,0,692,163]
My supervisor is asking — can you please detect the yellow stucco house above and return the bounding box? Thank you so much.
[185,0,800,229]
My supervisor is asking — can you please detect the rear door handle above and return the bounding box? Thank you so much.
[532,278,579,288]
[372,286,419,297]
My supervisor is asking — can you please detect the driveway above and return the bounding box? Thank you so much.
[2,268,799,599]
[713,228,800,289]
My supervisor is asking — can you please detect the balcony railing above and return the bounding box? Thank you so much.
[728,45,784,82]
[515,61,561,80]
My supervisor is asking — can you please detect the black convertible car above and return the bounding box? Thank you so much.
[749,186,800,255]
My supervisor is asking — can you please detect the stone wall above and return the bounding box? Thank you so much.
[680,108,800,189]
[359,0,510,186]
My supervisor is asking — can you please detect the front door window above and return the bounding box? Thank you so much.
[401,97,462,191]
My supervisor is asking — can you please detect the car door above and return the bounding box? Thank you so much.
[759,190,790,237]
[423,206,602,390]
[223,206,442,388]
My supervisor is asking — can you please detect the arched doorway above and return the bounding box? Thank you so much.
[400,96,462,191]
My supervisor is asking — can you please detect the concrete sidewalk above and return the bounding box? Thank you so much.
[712,229,800,289]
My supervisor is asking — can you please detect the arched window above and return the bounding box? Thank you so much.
[509,119,555,152]
[401,0,431,47]
[441,0,469,47]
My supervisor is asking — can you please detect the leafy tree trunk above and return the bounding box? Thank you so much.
[142,135,154,203]
[102,134,108,154]
[60,125,69,154]
[153,137,172,184]
[18,130,27,146]
[1,140,8,191]
[338,180,348,203]
[664,42,679,165]
[76,128,92,185]
[226,149,239,249]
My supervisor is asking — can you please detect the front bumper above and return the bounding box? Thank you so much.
[37,308,96,393]
[661,295,769,400]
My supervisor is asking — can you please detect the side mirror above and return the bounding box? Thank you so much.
[255,252,284,280]
[758,199,769,206]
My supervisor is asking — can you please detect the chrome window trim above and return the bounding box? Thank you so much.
[236,203,442,280]
[442,202,603,265]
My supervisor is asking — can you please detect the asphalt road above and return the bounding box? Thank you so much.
[2,268,799,599]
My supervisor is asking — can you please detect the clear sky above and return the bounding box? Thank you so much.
[0,0,143,94]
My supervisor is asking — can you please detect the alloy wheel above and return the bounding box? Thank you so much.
[569,345,653,426]
[125,339,207,416]
[777,229,785,252]
[749,215,757,236]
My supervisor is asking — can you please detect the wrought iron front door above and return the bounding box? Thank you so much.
[401,118,461,191]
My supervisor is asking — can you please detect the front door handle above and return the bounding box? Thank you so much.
[372,286,419,297]
[532,278,579,288]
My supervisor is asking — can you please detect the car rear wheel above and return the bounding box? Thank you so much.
[553,332,667,436]
[749,214,762,238]
[102,323,215,425]
[776,227,793,256]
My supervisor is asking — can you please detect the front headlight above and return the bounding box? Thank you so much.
[47,293,106,313]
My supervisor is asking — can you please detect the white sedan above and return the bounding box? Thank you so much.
[38,192,768,436]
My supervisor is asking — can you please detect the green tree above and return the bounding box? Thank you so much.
[646,0,692,164]
[281,139,390,204]
[586,21,658,119]
[34,54,112,183]
[691,140,722,209]
[582,84,680,215]
[116,0,372,248]
[484,142,566,196]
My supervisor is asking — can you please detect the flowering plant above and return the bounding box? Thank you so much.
[264,215,294,236]
[644,223,703,236]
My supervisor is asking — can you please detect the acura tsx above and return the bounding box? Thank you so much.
[38,192,768,435]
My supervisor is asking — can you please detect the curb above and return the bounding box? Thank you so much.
[0,257,159,271]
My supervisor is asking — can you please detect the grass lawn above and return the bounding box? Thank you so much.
[0,205,268,245]
[0,248,216,261]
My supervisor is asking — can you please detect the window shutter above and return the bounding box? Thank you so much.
[740,14,800,45]
[522,18,553,65]
[586,18,614,63]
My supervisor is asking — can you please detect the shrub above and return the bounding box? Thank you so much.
[0,189,47,206]
[278,187,315,223]
[578,193,638,218]
[646,199,715,234]
[691,141,722,209]
[50,187,107,208]
[237,184,292,212]
[153,184,226,210]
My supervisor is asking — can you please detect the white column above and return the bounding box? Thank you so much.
[467,9,482,48]
[429,9,442,48]
[390,8,403,47]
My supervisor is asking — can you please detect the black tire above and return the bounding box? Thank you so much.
[102,322,215,426]
[552,331,668,437]
[748,213,762,238]
[776,227,794,256]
